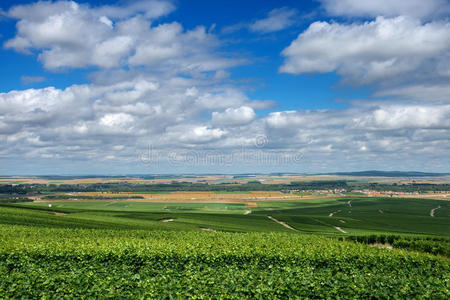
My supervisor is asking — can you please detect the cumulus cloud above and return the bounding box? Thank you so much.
[280,16,450,86]
[0,72,268,160]
[1,73,448,172]
[249,7,297,33]
[222,7,297,34]
[4,0,238,72]
[212,106,255,126]
[176,126,227,144]
[352,105,450,130]
[99,113,134,129]
[94,0,175,19]
[1,1,449,173]
[320,0,449,19]
[375,84,450,102]
[263,103,450,162]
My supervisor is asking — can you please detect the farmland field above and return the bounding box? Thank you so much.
[15,196,450,235]
[0,194,449,298]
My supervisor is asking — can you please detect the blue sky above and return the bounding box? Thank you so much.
[0,0,369,110]
[0,0,449,174]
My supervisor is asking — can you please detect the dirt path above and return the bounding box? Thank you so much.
[34,210,67,215]
[430,205,441,217]
[244,210,252,215]
[334,226,348,234]
[329,210,341,217]
[160,218,174,222]
[370,243,393,250]
[267,216,298,231]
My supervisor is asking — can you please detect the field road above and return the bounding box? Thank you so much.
[334,226,348,234]
[430,206,441,217]
[160,218,174,222]
[329,210,341,217]
[267,216,298,231]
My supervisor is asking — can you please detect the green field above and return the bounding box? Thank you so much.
[0,197,449,298]
[13,197,450,236]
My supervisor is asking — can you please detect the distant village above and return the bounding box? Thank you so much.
[289,189,448,197]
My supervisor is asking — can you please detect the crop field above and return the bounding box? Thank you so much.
[17,196,450,236]
[65,191,296,201]
[2,173,449,186]
[0,195,449,298]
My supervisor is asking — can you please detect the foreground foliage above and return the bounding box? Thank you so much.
[344,235,450,257]
[0,225,449,299]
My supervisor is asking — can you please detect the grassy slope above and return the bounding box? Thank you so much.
[0,205,288,232]
[12,196,450,236]
[260,197,450,236]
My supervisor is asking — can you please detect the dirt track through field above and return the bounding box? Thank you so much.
[267,216,298,231]
[430,206,441,217]
[160,218,174,222]
[329,210,341,217]
[334,226,348,234]
[34,210,67,216]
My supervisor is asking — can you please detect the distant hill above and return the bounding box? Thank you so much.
[325,170,449,177]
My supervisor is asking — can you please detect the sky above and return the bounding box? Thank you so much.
[0,0,449,175]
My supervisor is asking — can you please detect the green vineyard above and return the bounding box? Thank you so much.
[0,198,449,298]
[1,225,449,298]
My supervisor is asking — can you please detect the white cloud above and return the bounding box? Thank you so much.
[222,7,297,35]
[352,105,450,130]
[0,72,267,156]
[4,0,237,72]
[375,84,450,102]
[2,73,447,171]
[1,1,449,173]
[92,36,134,68]
[100,113,134,128]
[5,1,123,68]
[249,7,297,33]
[280,16,450,86]
[176,126,227,144]
[263,102,450,161]
[320,0,449,19]
[212,106,255,126]
[94,0,175,19]
[195,90,259,110]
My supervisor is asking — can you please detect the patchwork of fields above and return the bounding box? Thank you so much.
[14,196,450,236]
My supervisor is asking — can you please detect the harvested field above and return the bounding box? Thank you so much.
[39,191,309,203]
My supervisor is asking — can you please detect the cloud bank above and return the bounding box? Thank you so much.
[320,0,449,19]
[0,0,449,173]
